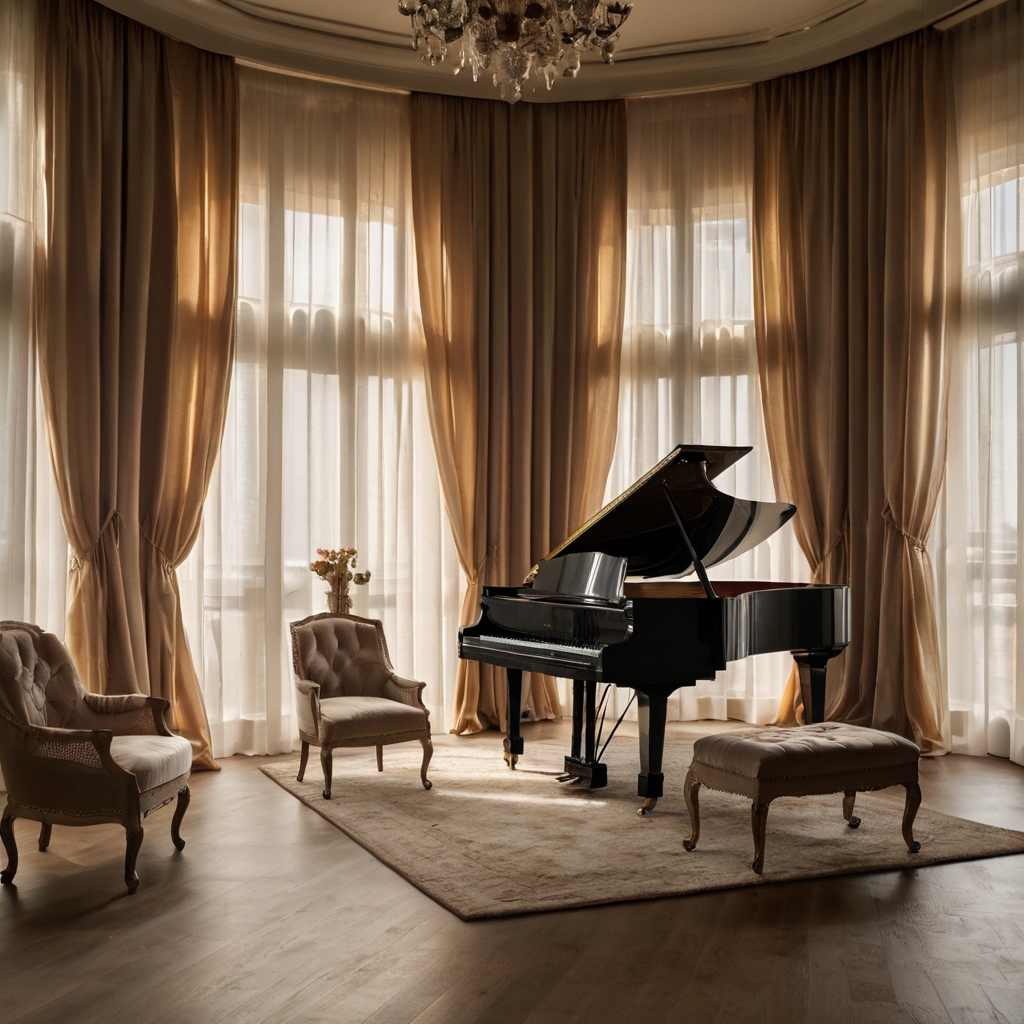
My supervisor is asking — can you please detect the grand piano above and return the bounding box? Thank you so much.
[458,445,851,813]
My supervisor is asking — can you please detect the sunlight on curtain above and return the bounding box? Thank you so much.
[603,89,808,725]
[0,0,66,635]
[935,1,1024,765]
[178,68,462,757]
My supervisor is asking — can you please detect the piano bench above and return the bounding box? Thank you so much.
[681,723,922,874]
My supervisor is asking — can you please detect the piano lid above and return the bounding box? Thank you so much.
[545,445,796,579]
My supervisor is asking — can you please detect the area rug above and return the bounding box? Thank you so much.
[260,733,1024,920]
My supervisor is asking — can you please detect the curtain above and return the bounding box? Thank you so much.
[752,29,957,751]
[409,93,628,734]
[600,89,808,726]
[177,67,462,757]
[934,0,1024,765]
[0,0,67,637]
[35,0,238,768]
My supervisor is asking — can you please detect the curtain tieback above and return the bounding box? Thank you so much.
[69,510,120,571]
[810,528,846,582]
[465,546,494,589]
[881,504,927,553]
[139,525,176,578]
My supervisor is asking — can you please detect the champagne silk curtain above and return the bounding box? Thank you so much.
[410,94,627,733]
[752,29,956,751]
[35,0,238,768]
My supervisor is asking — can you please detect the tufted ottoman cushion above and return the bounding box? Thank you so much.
[683,723,922,874]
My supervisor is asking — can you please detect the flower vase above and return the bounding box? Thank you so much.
[326,572,352,616]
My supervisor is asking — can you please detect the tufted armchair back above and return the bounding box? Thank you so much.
[290,614,396,699]
[0,622,94,730]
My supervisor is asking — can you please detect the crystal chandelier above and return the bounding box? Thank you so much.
[397,1,633,104]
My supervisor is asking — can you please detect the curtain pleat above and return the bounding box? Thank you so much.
[410,94,628,734]
[752,29,956,751]
[35,0,237,768]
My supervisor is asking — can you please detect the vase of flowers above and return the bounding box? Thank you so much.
[310,547,371,615]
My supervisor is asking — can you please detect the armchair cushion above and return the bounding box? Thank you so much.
[109,735,192,793]
[318,696,428,743]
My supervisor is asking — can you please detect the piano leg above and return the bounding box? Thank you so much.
[793,645,845,724]
[637,690,668,816]
[504,668,524,769]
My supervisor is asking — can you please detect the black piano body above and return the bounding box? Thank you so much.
[458,445,850,812]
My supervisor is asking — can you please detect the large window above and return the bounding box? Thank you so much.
[177,70,461,756]
[605,90,807,726]
[0,0,66,635]
[934,2,1024,764]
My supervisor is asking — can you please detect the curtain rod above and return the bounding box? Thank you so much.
[234,57,411,95]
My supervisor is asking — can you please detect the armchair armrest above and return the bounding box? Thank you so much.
[81,692,174,736]
[382,674,428,714]
[0,721,139,815]
[23,723,128,777]
[294,678,322,740]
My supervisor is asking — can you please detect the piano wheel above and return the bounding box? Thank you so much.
[637,797,658,816]
[503,751,519,769]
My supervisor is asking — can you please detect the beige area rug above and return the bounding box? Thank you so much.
[260,732,1024,920]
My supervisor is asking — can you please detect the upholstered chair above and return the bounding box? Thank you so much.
[290,612,433,799]
[0,621,193,894]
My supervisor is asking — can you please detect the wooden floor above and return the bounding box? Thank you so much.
[2,720,1024,1024]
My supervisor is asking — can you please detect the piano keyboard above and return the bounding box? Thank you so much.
[464,634,603,667]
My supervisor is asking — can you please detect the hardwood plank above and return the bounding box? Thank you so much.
[0,721,1022,1024]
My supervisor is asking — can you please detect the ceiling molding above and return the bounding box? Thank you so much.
[102,0,972,101]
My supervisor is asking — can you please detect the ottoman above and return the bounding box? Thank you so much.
[682,723,922,874]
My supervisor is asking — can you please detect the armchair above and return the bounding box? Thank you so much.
[0,621,193,894]
[290,612,432,799]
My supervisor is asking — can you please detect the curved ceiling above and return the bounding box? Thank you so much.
[106,0,975,99]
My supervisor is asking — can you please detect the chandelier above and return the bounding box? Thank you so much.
[397,1,633,103]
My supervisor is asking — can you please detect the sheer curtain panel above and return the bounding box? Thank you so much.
[605,89,808,726]
[178,68,461,757]
[0,0,67,637]
[936,0,1024,765]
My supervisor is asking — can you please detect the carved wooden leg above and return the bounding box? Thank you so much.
[376,745,384,772]
[0,812,18,884]
[297,741,309,782]
[124,828,144,894]
[38,821,52,852]
[682,768,701,852]
[843,790,861,829]
[171,786,190,851]
[751,800,769,875]
[321,744,334,800]
[902,780,922,853]
[420,736,433,790]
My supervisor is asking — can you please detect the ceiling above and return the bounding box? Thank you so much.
[107,0,979,98]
